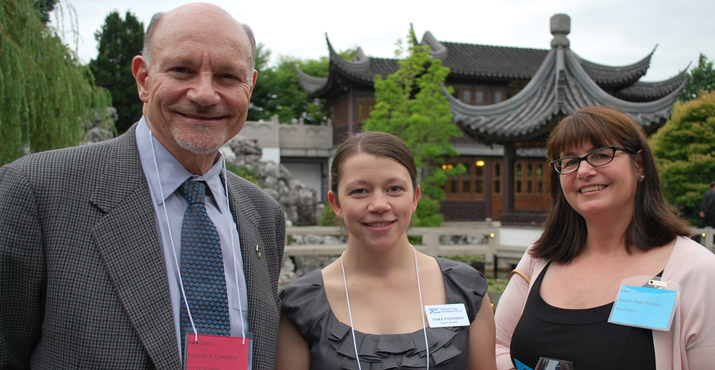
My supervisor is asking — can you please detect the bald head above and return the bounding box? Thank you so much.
[141,3,256,72]
[131,2,259,173]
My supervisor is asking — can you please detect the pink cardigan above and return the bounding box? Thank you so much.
[495,236,715,370]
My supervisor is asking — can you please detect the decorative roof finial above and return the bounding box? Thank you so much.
[550,13,570,48]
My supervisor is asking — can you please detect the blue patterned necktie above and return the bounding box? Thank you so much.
[179,180,230,347]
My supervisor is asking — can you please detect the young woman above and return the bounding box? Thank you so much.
[277,131,497,370]
[495,106,715,370]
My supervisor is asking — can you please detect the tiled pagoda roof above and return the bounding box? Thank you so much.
[297,13,686,143]
[447,14,685,143]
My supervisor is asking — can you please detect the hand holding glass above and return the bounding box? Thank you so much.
[534,357,574,370]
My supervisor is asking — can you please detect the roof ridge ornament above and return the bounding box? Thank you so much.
[550,13,570,48]
[421,30,448,60]
[354,47,366,62]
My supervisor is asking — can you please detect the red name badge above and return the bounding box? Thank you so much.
[184,334,251,370]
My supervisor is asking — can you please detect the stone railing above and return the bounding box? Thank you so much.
[285,225,715,263]
[285,223,507,276]
[692,226,715,250]
[240,118,332,156]
[279,123,332,151]
[280,225,715,296]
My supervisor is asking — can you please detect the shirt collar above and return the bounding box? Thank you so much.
[136,117,229,214]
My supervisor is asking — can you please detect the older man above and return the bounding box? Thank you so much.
[0,3,284,369]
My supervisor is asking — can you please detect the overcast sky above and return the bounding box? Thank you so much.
[53,0,714,82]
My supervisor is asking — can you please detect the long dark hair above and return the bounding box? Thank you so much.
[532,106,690,262]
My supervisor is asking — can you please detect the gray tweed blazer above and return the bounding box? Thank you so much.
[0,125,285,369]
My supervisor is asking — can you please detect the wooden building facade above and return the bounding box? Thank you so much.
[298,13,686,224]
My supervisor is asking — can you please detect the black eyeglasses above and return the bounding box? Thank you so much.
[551,146,635,175]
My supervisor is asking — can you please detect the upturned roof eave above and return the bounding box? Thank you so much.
[296,66,329,96]
[326,35,376,83]
[615,68,689,101]
[563,49,684,131]
[448,46,682,144]
[297,34,378,97]
[446,49,564,143]
[577,46,655,87]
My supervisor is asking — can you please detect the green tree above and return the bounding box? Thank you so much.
[89,10,144,134]
[650,91,715,223]
[363,28,464,227]
[247,43,274,121]
[1,0,110,165]
[679,53,715,102]
[249,47,325,124]
[34,0,58,23]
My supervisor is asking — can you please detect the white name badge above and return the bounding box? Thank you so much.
[608,276,679,331]
[425,303,470,328]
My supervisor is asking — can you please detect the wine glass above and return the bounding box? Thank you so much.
[534,357,574,370]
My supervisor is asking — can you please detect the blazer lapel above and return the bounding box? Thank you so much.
[90,128,181,369]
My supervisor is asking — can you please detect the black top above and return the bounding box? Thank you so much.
[280,257,488,370]
[510,262,655,370]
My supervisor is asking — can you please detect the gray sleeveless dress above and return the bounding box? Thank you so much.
[280,257,488,369]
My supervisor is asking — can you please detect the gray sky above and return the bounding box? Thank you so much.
[54,0,714,81]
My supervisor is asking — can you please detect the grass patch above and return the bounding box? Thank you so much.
[441,255,507,293]
[487,278,508,293]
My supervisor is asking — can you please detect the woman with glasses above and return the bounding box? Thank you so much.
[494,106,715,370]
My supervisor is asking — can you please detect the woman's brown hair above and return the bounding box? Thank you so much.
[330,131,417,200]
[532,106,690,262]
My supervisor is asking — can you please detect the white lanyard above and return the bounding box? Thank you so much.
[149,132,246,341]
[340,245,430,370]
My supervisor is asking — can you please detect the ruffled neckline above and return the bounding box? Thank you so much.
[280,257,487,369]
[325,311,463,369]
[315,257,475,369]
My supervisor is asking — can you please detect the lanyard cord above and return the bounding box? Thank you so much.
[414,245,430,370]
[150,133,196,338]
[221,156,247,343]
[340,253,362,370]
[340,245,430,370]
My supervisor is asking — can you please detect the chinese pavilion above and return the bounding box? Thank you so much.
[298,13,686,224]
